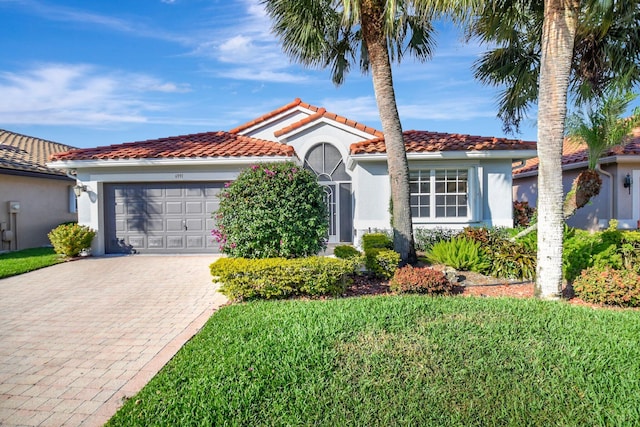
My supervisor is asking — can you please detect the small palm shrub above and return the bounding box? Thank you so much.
[48,223,96,257]
[426,237,490,273]
[211,161,328,258]
[390,265,453,294]
[573,266,640,307]
[333,245,361,259]
[210,256,355,301]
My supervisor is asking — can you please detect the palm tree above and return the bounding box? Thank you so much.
[470,0,640,299]
[263,0,445,265]
[564,91,640,217]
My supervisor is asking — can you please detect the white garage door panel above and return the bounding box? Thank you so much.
[105,182,222,254]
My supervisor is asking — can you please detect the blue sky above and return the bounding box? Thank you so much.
[0,0,540,149]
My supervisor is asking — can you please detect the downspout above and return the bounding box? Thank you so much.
[595,164,613,225]
[65,169,78,181]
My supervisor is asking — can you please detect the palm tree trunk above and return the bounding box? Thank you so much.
[535,0,580,299]
[360,0,416,265]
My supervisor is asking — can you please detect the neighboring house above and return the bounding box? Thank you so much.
[513,128,640,230]
[48,99,537,255]
[0,130,78,251]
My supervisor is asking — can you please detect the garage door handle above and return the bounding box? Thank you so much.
[182,220,187,231]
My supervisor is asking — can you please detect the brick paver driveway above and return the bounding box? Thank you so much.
[0,255,227,426]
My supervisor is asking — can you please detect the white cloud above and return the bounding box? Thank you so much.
[399,98,497,122]
[217,68,308,83]
[322,96,380,121]
[0,63,191,125]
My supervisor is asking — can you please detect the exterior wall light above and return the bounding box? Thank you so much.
[73,184,87,197]
[623,173,632,195]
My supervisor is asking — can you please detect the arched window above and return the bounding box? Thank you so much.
[303,143,350,181]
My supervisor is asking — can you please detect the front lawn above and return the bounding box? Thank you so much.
[107,296,640,426]
[0,247,63,279]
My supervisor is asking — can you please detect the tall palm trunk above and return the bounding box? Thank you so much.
[536,0,580,299]
[360,0,417,266]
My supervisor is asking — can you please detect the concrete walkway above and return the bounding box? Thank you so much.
[0,255,227,426]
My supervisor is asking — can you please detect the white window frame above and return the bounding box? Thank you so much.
[410,167,474,223]
[68,186,78,213]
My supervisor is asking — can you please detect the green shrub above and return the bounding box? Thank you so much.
[212,161,328,258]
[47,223,96,257]
[333,245,361,259]
[210,256,355,301]
[573,267,640,307]
[365,248,400,279]
[362,233,393,252]
[390,265,453,294]
[426,237,490,273]
[562,227,640,282]
[486,240,536,280]
[413,227,457,252]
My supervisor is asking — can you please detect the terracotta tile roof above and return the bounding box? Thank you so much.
[230,98,383,138]
[50,131,295,161]
[0,129,76,177]
[350,130,537,154]
[513,128,640,176]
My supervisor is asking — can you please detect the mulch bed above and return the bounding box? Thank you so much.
[343,268,614,308]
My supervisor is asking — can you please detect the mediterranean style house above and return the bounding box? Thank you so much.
[48,99,537,255]
[513,128,640,231]
[1,130,77,251]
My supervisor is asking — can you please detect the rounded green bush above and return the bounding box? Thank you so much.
[333,245,361,259]
[48,223,96,257]
[212,161,328,258]
[573,266,640,307]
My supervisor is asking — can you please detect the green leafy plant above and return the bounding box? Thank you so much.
[486,240,536,280]
[573,266,640,307]
[212,161,328,258]
[426,237,490,273]
[390,265,453,294]
[333,245,361,259]
[210,256,355,301]
[47,223,96,257]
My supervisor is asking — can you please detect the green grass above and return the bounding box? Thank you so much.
[107,296,640,426]
[0,247,64,279]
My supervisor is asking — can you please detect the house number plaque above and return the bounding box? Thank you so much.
[174,173,184,179]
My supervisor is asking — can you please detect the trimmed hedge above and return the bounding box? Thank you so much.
[361,233,399,278]
[333,245,361,259]
[210,257,356,301]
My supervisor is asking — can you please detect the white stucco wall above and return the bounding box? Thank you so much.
[351,158,518,245]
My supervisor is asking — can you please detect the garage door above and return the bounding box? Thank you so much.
[104,182,222,254]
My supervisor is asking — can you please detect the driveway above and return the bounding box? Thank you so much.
[0,255,227,426]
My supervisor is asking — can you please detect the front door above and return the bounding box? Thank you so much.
[304,143,352,243]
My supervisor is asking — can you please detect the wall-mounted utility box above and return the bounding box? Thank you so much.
[8,201,21,213]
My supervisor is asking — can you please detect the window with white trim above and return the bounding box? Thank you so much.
[410,169,469,219]
[68,186,78,213]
